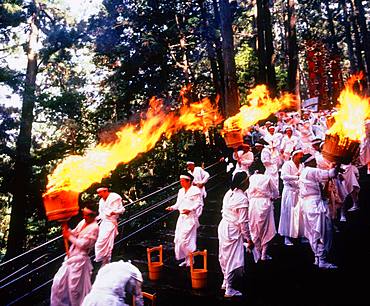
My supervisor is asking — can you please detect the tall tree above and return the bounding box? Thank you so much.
[5,1,39,258]
[198,0,222,102]
[256,0,267,84]
[349,0,366,78]
[256,0,276,94]
[287,0,300,98]
[3,0,92,258]
[219,0,240,117]
[353,0,370,85]
[340,0,356,73]
[263,0,277,94]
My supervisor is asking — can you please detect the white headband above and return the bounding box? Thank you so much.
[304,156,315,164]
[180,174,191,180]
[96,187,108,192]
[291,149,303,157]
[186,161,195,165]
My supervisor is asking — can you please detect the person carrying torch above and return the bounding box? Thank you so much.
[299,154,343,269]
[50,202,99,306]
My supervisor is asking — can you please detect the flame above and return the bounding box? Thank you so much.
[327,73,370,143]
[45,89,222,195]
[222,85,297,133]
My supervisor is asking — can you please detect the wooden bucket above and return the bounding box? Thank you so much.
[223,130,243,148]
[43,190,79,222]
[147,245,163,281]
[321,134,360,165]
[190,250,207,289]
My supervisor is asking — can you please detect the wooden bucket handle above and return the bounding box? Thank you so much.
[147,245,163,265]
[189,249,207,273]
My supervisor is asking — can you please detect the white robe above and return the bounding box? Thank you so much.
[82,261,143,306]
[297,123,315,154]
[341,164,360,195]
[51,219,99,306]
[232,150,254,177]
[218,189,251,287]
[278,160,304,238]
[299,167,336,259]
[360,136,370,173]
[95,192,125,263]
[247,174,278,259]
[188,166,210,199]
[171,186,202,262]
[261,147,280,191]
[280,135,300,161]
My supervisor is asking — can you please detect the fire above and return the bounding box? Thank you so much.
[45,89,222,195]
[327,73,370,143]
[222,85,297,133]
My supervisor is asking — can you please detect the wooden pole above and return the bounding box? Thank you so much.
[61,221,70,257]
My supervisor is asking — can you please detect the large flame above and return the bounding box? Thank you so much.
[222,85,297,133]
[327,73,370,143]
[45,89,222,195]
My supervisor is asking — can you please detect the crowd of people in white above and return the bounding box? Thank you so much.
[49,110,370,304]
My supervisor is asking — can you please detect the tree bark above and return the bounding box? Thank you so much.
[353,0,370,86]
[287,0,300,99]
[349,1,366,77]
[219,0,240,117]
[323,0,340,54]
[256,0,267,84]
[5,7,39,259]
[198,0,222,100]
[263,0,277,95]
[211,0,226,115]
[340,0,356,73]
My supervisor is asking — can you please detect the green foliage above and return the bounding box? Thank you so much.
[235,42,258,94]
[275,66,288,93]
[0,0,26,42]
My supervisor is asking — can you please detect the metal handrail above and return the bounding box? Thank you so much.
[1,161,224,303]
[0,161,221,268]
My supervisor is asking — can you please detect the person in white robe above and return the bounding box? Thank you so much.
[261,145,280,191]
[81,260,143,306]
[186,160,210,202]
[278,150,304,246]
[232,143,254,178]
[359,119,370,174]
[341,163,360,212]
[315,144,347,221]
[95,187,125,266]
[299,154,340,269]
[279,126,301,161]
[218,172,254,297]
[297,121,315,153]
[247,173,279,260]
[51,204,99,306]
[166,173,203,267]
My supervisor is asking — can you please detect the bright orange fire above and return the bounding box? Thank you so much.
[327,73,370,143]
[45,89,222,195]
[222,85,297,133]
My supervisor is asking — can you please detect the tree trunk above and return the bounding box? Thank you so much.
[5,9,39,259]
[287,0,300,99]
[324,0,340,54]
[340,0,356,73]
[198,0,222,100]
[219,0,240,117]
[263,0,277,95]
[353,0,370,86]
[256,0,267,84]
[349,1,366,77]
[211,0,226,115]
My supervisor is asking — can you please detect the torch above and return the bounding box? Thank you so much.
[321,134,360,165]
[43,190,80,256]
